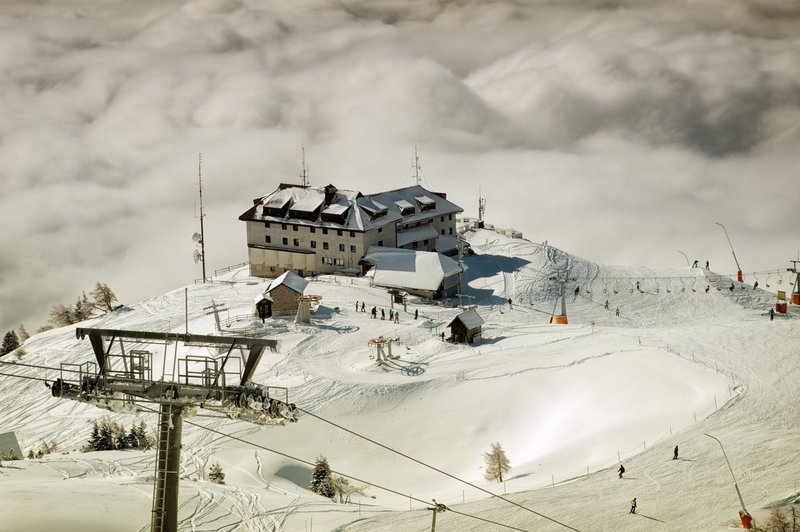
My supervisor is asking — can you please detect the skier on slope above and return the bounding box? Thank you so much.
[618,464,625,479]
[630,498,637,514]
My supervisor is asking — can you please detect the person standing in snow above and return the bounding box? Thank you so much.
[414,309,418,320]
[618,464,625,479]
[636,281,640,291]
[371,306,377,319]
[389,309,394,320]
[630,498,637,514]
[394,312,399,324]
[508,298,513,308]
[361,302,365,312]
[705,260,709,270]
[604,300,609,310]
[769,308,775,321]
[673,445,679,460]
[615,307,620,317]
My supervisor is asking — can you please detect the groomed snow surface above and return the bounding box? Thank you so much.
[1,229,798,532]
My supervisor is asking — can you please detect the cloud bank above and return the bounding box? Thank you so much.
[2,0,799,332]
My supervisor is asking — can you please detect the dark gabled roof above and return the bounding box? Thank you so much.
[365,185,462,224]
[447,309,484,330]
[239,184,401,231]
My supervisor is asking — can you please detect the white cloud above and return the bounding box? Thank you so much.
[2,0,799,333]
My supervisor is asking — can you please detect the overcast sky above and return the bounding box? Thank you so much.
[2,0,799,334]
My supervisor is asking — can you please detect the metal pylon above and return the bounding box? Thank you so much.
[151,403,184,532]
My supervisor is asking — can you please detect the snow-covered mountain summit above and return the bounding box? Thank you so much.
[0,229,797,532]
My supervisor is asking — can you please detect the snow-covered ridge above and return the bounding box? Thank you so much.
[1,229,798,532]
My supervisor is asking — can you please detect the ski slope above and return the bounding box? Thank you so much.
[0,229,798,532]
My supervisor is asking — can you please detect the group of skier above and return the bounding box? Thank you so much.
[357,301,419,323]
[621,445,680,516]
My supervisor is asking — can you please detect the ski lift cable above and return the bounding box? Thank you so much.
[168,407,538,532]
[0,363,570,531]
[295,406,582,531]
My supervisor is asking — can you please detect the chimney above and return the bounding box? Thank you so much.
[324,184,337,205]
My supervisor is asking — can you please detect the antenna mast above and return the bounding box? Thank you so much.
[478,189,486,226]
[198,154,207,283]
[413,145,422,186]
[300,145,309,187]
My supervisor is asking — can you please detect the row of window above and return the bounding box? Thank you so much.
[321,257,346,266]
[266,235,359,253]
[266,222,373,237]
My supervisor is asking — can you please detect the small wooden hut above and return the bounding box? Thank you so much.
[265,271,309,317]
[446,309,484,344]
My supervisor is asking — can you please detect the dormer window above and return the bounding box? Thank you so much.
[415,195,436,212]
[395,200,415,216]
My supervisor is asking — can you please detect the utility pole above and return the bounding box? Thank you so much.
[194,154,207,283]
[426,499,447,531]
[715,222,742,282]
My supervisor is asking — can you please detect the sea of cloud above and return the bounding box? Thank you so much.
[1,0,799,333]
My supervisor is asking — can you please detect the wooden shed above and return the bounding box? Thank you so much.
[447,309,484,344]
[266,270,309,317]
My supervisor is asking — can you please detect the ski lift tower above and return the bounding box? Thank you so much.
[50,327,296,532]
[788,260,800,305]
[549,275,576,324]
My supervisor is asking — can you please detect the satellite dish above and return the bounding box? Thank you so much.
[192,232,202,243]
[193,249,202,263]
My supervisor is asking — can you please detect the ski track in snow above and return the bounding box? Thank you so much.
[2,237,800,531]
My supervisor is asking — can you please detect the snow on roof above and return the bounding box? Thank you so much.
[366,185,463,224]
[396,225,439,247]
[240,184,401,231]
[289,189,324,213]
[364,247,462,292]
[394,199,415,213]
[447,309,484,330]
[267,270,309,294]
[434,234,458,253]
[322,201,350,216]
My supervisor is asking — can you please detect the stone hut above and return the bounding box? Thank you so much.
[266,271,309,317]
[447,309,484,344]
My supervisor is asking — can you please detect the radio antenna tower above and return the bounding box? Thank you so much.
[413,145,422,186]
[192,154,207,283]
[300,145,309,187]
[478,189,486,227]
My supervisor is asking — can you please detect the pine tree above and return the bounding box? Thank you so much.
[90,282,118,312]
[483,442,511,483]
[309,455,335,498]
[73,293,92,322]
[1,330,20,356]
[763,507,791,532]
[16,324,29,343]
[49,304,76,327]
[208,463,225,484]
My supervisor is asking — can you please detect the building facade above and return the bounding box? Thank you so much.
[239,183,462,278]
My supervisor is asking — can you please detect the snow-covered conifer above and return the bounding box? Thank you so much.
[309,456,335,498]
